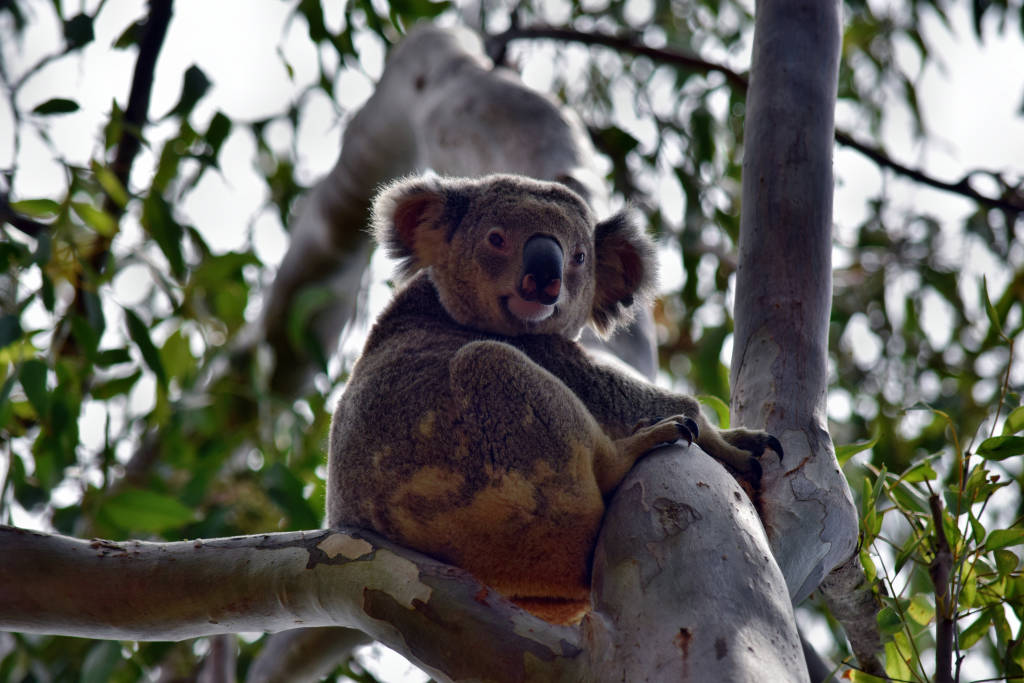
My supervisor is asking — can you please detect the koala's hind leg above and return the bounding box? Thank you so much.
[448,340,617,621]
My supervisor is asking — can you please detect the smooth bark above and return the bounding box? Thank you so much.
[731,0,858,601]
[732,0,882,671]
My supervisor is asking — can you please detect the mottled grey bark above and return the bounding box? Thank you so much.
[731,0,858,600]
[731,0,882,672]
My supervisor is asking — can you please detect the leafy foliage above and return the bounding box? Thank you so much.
[0,0,1021,680]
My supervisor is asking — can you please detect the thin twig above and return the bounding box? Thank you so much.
[489,24,1024,217]
[928,494,955,683]
[487,25,749,93]
[67,0,173,303]
[103,0,173,217]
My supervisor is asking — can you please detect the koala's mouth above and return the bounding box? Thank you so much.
[503,295,557,325]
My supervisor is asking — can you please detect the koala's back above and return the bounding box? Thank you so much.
[327,274,609,619]
[327,276,469,529]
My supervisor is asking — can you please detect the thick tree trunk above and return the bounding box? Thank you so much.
[731,0,883,673]
[731,0,859,600]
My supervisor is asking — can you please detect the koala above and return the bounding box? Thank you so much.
[327,173,782,624]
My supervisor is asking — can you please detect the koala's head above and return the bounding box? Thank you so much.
[372,174,657,338]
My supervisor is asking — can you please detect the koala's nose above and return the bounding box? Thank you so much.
[519,235,563,305]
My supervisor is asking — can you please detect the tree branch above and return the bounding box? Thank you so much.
[488,23,1024,217]
[245,628,371,683]
[0,525,582,681]
[103,0,173,218]
[486,25,749,94]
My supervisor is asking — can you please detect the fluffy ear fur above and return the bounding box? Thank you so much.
[371,176,450,280]
[590,210,658,335]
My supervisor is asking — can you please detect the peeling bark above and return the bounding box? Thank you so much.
[0,525,581,681]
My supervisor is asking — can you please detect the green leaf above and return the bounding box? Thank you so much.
[968,511,986,545]
[297,0,329,42]
[124,308,167,388]
[63,13,94,50]
[981,275,1006,339]
[32,98,80,115]
[91,160,129,208]
[10,198,60,218]
[287,286,335,372]
[160,330,195,382]
[100,488,194,533]
[986,527,1024,552]
[205,111,232,162]
[977,435,1024,460]
[81,640,120,683]
[90,370,142,400]
[388,0,450,20]
[163,64,211,119]
[69,314,101,360]
[960,562,979,607]
[836,431,879,465]
[994,549,1019,575]
[1003,406,1024,435]
[264,462,320,529]
[696,394,730,428]
[885,634,913,680]
[141,193,185,278]
[113,19,142,49]
[19,359,49,418]
[877,605,903,635]
[906,593,935,625]
[71,201,117,236]
[960,610,992,650]
[900,459,937,483]
[95,348,132,367]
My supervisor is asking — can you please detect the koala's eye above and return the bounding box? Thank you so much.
[573,251,586,266]
[487,229,507,249]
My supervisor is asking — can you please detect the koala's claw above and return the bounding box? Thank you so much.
[766,435,784,461]
[679,417,699,443]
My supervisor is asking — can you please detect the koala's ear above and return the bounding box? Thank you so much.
[371,176,452,279]
[591,211,658,335]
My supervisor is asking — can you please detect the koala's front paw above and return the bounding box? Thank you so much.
[632,415,699,446]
